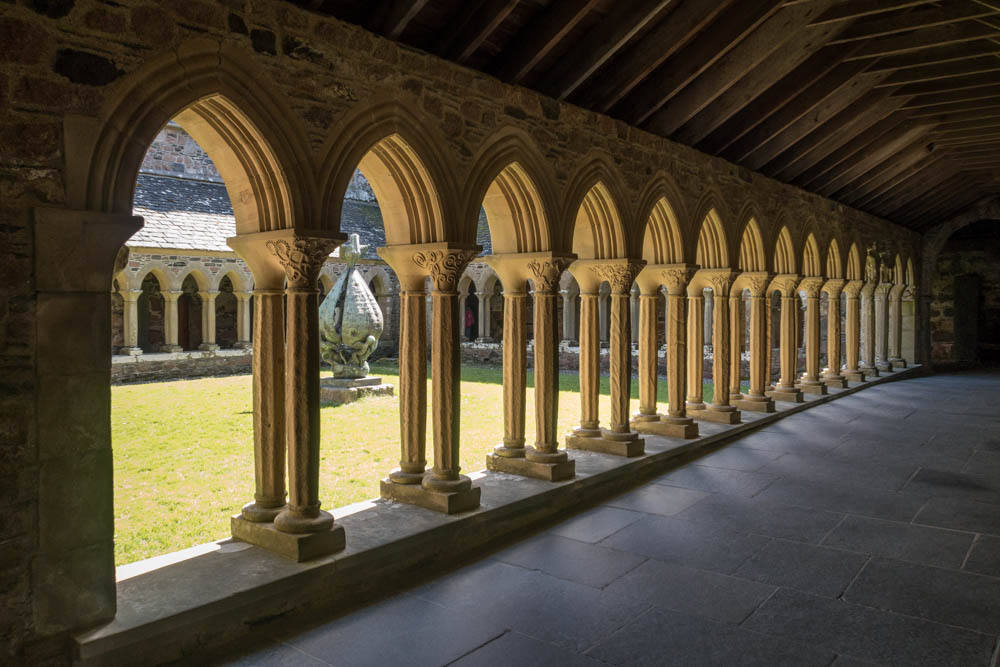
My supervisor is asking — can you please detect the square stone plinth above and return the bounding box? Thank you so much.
[890,360,907,370]
[565,433,645,457]
[692,408,741,424]
[800,383,828,395]
[380,479,481,514]
[231,515,345,562]
[734,398,776,413]
[631,419,699,439]
[321,377,394,406]
[844,371,865,382]
[769,389,804,403]
[486,454,575,481]
[823,376,849,388]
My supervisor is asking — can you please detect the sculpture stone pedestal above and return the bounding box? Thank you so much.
[231,515,345,562]
[380,478,481,514]
[320,376,393,406]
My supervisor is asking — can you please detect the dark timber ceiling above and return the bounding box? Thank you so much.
[291,0,1000,233]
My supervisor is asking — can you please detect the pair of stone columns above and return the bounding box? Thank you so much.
[484,253,575,481]
[565,259,646,457]
[119,286,231,353]
[768,275,805,403]
[685,271,742,423]
[378,243,483,514]
[476,290,493,341]
[730,273,775,413]
[797,278,828,396]
[228,230,348,562]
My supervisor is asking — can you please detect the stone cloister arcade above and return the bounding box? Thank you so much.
[19,25,928,661]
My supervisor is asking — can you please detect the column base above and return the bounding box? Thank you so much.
[119,346,143,356]
[380,478,481,514]
[240,500,285,523]
[843,370,865,382]
[566,431,645,457]
[769,388,804,403]
[233,341,252,350]
[486,452,575,482]
[734,397,775,413]
[631,417,698,439]
[231,515,345,562]
[876,361,892,372]
[860,365,880,377]
[160,344,183,353]
[198,343,221,351]
[890,358,907,369]
[692,407,742,424]
[822,375,849,388]
[800,381,828,395]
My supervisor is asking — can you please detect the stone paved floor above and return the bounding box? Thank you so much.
[224,372,1000,667]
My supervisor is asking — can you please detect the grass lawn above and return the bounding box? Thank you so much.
[112,361,718,565]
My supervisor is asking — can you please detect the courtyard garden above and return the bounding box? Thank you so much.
[112,361,716,565]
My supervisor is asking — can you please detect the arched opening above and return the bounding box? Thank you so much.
[774,226,796,275]
[696,209,728,269]
[178,274,204,351]
[137,272,165,353]
[642,197,684,265]
[738,218,766,273]
[216,275,239,349]
[572,181,626,260]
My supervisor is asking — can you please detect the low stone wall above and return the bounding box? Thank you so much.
[111,350,252,383]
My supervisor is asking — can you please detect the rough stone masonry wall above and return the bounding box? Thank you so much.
[0,1,922,661]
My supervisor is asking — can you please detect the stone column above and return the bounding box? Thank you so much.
[889,284,906,368]
[822,280,847,387]
[630,283,640,346]
[476,291,492,341]
[875,282,891,371]
[598,283,610,345]
[771,276,804,403]
[735,275,774,413]
[765,295,774,389]
[843,281,865,382]
[798,278,827,395]
[161,290,183,352]
[729,291,743,400]
[198,290,220,351]
[569,281,601,440]
[499,286,528,457]
[704,289,714,346]
[860,282,879,376]
[561,288,577,344]
[120,289,143,355]
[697,273,741,424]
[631,265,697,438]
[234,291,252,349]
[686,291,706,411]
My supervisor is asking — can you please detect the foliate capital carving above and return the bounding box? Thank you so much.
[799,277,823,299]
[413,248,479,293]
[889,283,906,300]
[592,260,644,294]
[875,282,892,297]
[527,258,570,294]
[660,268,694,295]
[822,279,845,298]
[771,275,800,295]
[745,275,770,297]
[266,236,341,288]
[842,280,863,298]
[706,272,733,295]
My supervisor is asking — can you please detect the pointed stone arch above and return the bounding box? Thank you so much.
[562,155,629,259]
[214,268,250,292]
[696,209,728,269]
[774,227,797,274]
[77,40,310,234]
[464,127,557,253]
[826,238,843,280]
[635,173,686,264]
[180,268,211,292]
[802,233,821,277]
[131,262,174,292]
[320,99,457,245]
[905,257,915,286]
[846,242,863,281]
[737,217,766,272]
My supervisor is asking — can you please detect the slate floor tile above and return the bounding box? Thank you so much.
[599,514,770,574]
[673,495,844,544]
[691,446,784,471]
[912,496,1000,535]
[734,538,869,598]
[761,453,918,492]
[903,468,1000,504]
[283,594,505,667]
[450,631,603,667]
[743,587,996,667]
[844,557,1000,635]
[412,560,649,653]
[548,506,644,543]
[831,656,883,667]
[223,642,331,666]
[603,483,709,516]
[493,534,646,589]
[964,451,1000,478]
[652,464,778,497]
[756,477,927,522]
[964,535,1000,578]
[603,558,775,624]
[821,515,975,569]
[586,606,835,667]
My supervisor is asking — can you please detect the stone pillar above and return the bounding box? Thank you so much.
[875,282,891,371]
[734,274,774,413]
[631,265,698,438]
[798,278,827,395]
[765,294,774,389]
[860,282,879,376]
[161,290,183,352]
[570,283,601,440]
[821,281,847,387]
[703,289,713,346]
[561,288,577,344]
[696,273,741,424]
[771,276,804,403]
[630,283,640,346]
[889,284,906,368]
[843,281,865,382]
[476,290,492,341]
[228,230,346,561]
[729,292,743,401]
[598,283,610,345]
[234,291,253,349]
[686,291,706,411]
[120,289,143,355]
[198,290,220,351]
[498,287,528,458]
[386,278,428,485]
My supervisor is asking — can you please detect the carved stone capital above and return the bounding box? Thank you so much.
[875,282,892,297]
[267,235,342,289]
[527,257,571,294]
[843,280,863,298]
[706,271,734,295]
[660,268,694,295]
[413,248,479,293]
[744,274,771,297]
[592,260,644,294]
[798,277,823,298]
[769,274,800,295]
[889,283,906,300]
[822,278,845,297]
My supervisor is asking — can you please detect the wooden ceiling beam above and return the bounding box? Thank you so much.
[911,186,986,228]
[441,0,520,63]
[932,132,1000,146]
[910,98,1000,116]
[845,21,1000,60]
[932,122,1000,139]
[609,0,784,123]
[864,40,1000,71]
[491,0,601,83]
[809,0,937,25]
[836,140,936,204]
[901,86,1000,109]
[720,59,875,163]
[538,0,681,101]
[893,71,1000,97]
[918,108,1000,126]
[795,112,913,188]
[369,0,430,39]
[875,55,1000,86]
[771,90,910,180]
[877,163,961,218]
[862,153,950,212]
[645,0,842,136]
[892,172,974,220]
[816,123,934,196]
[830,4,1000,43]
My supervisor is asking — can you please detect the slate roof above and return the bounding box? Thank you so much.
[129,173,493,256]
